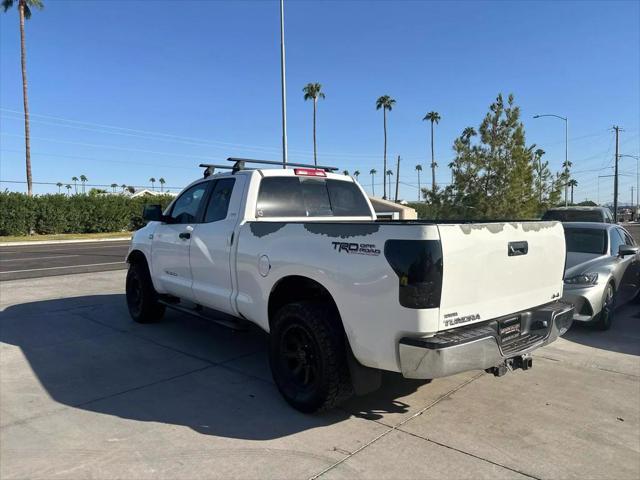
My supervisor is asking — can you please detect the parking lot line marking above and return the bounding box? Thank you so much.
[0,254,82,262]
[0,243,129,254]
[0,261,124,274]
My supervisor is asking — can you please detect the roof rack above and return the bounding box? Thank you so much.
[227,157,339,172]
[198,164,233,178]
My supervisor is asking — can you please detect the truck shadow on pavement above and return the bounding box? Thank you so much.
[561,303,640,357]
[0,294,427,438]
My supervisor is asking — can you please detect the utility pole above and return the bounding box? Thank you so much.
[613,126,620,222]
[395,155,400,202]
[279,0,288,168]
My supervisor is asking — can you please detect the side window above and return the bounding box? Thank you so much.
[621,230,636,246]
[609,228,626,256]
[169,183,208,224]
[203,178,235,223]
[605,210,614,223]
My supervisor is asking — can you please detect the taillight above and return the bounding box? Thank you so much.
[294,168,326,177]
[384,240,443,309]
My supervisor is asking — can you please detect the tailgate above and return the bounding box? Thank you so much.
[436,222,565,331]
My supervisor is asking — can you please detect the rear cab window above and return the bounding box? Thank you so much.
[256,176,371,218]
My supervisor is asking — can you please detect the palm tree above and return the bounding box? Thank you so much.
[303,83,325,166]
[568,179,578,204]
[423,111,441,193]
[71,176,78,194]
[121,183,127,193]
[353,170,360,182]
[79,175,87,194]
[2,0,43,196]
[159,177,166,192]
[386,169,393,200]
[56,182,62,193]
[149,177,156,190]
[65,184,71,195]
[343,170,349,176]
[376,95,396,199]
[462,126,476,140]
[110,183,117,193]
[415,164,422,201]
[369,168,377,196]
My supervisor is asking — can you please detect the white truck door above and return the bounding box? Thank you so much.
[151,182,209,299]
[190,176,244,315]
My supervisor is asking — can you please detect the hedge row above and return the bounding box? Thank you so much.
[0,192,174,236]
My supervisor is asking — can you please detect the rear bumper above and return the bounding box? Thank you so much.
[398,301,574,379]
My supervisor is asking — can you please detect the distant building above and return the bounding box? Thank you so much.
[368,197,417,220]
[127,189,176,198]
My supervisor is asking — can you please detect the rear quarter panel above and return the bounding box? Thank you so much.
[235,221,440,372]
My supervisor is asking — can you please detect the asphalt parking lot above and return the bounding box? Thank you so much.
[1,270,638,480]
[0,240,130,281]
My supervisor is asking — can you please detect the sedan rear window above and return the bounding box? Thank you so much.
[564,228,607,254]
[256,177,371,218]
[542,210,604,222]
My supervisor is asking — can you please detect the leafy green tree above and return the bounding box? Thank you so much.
[431,94,562,219]
[72,176,78,194]
[2,0,43,196]
[303,83,325,166]
[369,168,377,196]
[561,159,573,205]
[121,184,127,192]
[110,183,117,193]
[149,177,156,190]
[415,164,422,201]
[79,175,87,194]
[159,177,165,192]
[376,95,396,199]
[65,184,71,195]
[56,182,62,193]
[423,111,441,193]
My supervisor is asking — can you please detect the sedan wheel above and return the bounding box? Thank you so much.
[595,283,615,331]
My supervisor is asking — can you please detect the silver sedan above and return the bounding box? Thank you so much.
[562,222,640,330]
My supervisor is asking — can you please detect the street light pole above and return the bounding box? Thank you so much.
[279,0,288,168]
[533,114,569,206]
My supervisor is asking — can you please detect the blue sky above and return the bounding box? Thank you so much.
[1,0,638,202]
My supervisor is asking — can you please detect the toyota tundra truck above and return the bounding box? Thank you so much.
[125,158,574,412]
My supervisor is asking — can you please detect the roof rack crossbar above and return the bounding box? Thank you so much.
[226,157,339,172]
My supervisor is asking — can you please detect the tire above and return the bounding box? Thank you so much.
[126,261,165,323]
[269,301,353,413]
[594,283,615,331]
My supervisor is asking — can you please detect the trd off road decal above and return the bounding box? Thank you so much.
[331,242,381,256]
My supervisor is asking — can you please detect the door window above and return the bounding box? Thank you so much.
[609,228,626,256]
[621,229,636,246]
[203,178,236,223]
[169,183,208,224]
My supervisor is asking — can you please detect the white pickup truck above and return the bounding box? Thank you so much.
[126,159,574,412]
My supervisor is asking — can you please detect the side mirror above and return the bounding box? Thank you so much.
[142,204,164,222]
[618,245,639,257]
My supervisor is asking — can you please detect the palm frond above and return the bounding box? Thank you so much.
[2,0,14,13]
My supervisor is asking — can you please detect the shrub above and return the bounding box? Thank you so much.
[0,192,174,236]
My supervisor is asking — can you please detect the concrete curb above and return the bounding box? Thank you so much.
[0,236,131,247]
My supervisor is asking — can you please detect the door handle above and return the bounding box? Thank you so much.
[179,232,191,240]
[508,241,528,256]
